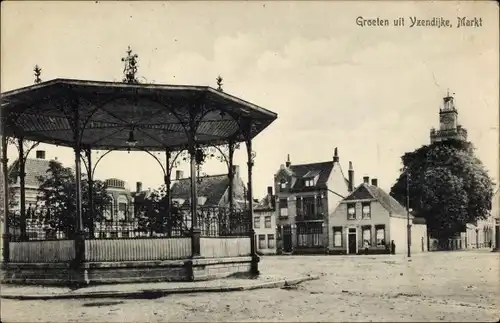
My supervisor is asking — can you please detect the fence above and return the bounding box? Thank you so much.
[7,203,252,241]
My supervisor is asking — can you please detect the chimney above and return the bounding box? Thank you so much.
[267,186,275,208]
[285,154,291,168]
[136,181,143,193]
[348,161,354,192]
[175,170,184,180]
[371,178,378,187]
[333,147,339,163]
[36,150,46,159]
[363,176,369,184]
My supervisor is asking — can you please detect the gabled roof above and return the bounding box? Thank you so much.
[171,174,229,206]
[288,161,334,191]
[255,194,274,211]
[344,183,408,216]
[9,158,51,187]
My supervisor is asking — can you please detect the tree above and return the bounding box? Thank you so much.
[36,160,111,238]
[135,185,189,237]
[390,139,494,244]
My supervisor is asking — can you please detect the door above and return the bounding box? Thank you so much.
[283,225,292,252]
[348,233,357,255]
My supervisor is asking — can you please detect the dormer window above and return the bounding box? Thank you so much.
[304,178,314,187]
[280,180,288,189]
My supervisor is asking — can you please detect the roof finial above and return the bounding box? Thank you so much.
[216,75,224,92]
[334,147,338,157]
[121,46,139,84]
[349,161,353,170]
[285,154,291,167]
[447,88,449,97]
[34,65,42,84]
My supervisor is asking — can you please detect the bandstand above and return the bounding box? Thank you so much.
[0,78,277,285]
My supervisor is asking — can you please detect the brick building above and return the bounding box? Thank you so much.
[329,176,428,255]
[274,148,351,254]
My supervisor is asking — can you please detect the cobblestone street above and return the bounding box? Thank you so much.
[1,250,498,322]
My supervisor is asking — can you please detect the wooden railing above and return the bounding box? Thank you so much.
[200,237,251,258]
[84,237,191,262]
[9,240,75,263]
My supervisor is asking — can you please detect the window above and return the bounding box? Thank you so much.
[264,216,272,228]
[297,225,307,247]
[253,217,260,229]
[317,195,324,215]
[258,234,266,249]
[362,202,371,219]
[303,197,315,217]
[376,225,385,246]
[267,234,275,248]
[280,180,288,190]
[304,178,314,187]
[333,227,343,247]
[279,199,288,217]
[347,203,356,220]
[118,202,128,221]
[362,226,372,247]
[297,223,323,247]
[104,198,114,221]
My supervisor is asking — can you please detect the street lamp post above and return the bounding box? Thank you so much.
[406,171,411,258]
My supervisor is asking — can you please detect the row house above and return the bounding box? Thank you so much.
[274,148,351,254]
[329,176,428,255]
[464,187,498,250]
[253,186,277,255]
[168,166,247,209]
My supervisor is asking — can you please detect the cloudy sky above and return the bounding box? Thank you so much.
[1,1,498,196]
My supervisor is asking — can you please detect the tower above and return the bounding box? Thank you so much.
[430,91,468,144]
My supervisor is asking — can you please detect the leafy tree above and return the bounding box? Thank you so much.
[390,139,494,243]
[36,160,111,238]
[135,185,189,237]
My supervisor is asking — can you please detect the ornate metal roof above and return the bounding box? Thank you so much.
[1,79,278,151]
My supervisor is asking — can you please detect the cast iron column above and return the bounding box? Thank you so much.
[17,138,27,241]
[86,149,94,238]
[2,134,10,262]
[164,149,172,236]
[228,141,235,211]
[72,99,85,266]
[245,131,259,275]
[165,150,171,205]
[189,140,200,258]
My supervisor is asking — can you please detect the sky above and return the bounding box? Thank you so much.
[1,1,498,197]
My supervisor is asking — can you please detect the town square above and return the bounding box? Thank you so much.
[0,1,498,322]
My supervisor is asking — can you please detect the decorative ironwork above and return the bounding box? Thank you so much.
[9,207,73,241]
[11,202,251,240]
[34,65,42,84]
[216,75,223,92]
[197,206,251,237]
[121,46,139,84]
